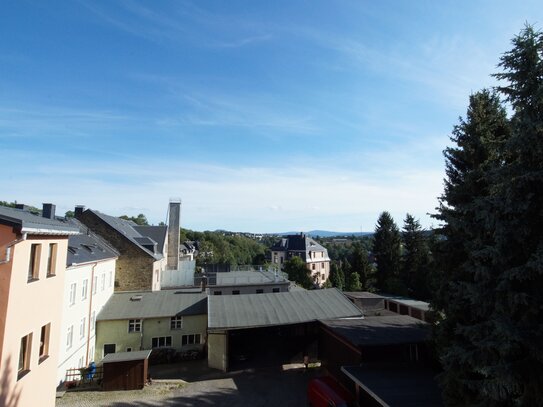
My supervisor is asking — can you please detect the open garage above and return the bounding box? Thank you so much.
[207,288,362,371]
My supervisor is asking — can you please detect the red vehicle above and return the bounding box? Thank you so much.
[307,376,353,407]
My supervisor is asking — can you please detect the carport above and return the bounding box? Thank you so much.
[207,288,362,371]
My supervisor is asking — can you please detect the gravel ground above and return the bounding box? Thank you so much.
[56,364,320,406]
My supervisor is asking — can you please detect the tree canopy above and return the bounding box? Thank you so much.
[432,25,543,405]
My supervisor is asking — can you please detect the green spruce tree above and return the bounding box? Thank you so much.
[350,242,376,291]
[401,214,431,300]
[372,211,402,293]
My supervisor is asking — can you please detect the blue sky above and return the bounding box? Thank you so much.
[1,1,541,232]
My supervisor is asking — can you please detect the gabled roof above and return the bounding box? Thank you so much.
[270,233,329,261]
[0,205,79,235]
[66,219,119,266]
[208,288,362,330]
[86,210,164,260]
[97,290,207,321]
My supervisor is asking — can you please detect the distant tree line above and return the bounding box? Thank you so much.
[320,212,434,300]
[180,228,267,266]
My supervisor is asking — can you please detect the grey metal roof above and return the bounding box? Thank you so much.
[101,350,152,364]
[0,205,79,235]
[97,290,207,321]
[380,294,431,311]
[341,364,443,406]
[208,288,362,330]
[343,291,384,299]
[89,210,163,260]
[320,315,430,346]
[216,271,289,286]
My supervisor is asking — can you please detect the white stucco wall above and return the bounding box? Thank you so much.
[57,258,116,384]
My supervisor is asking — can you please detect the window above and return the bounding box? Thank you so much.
[81,279,88,300]
[170,316,183,330]
[109,271,113,287]
[28,244,41,281]
[101,273,105,291]
[280,257,283,264]
[181,334,201,346]
[214,291,222,295]
[69,283,77,306]
[322,262,325,268]
[18,333,32,379]
[273,288,280,293]
[66,326,73,349]
[90,311,96,332]
[256,289,264,294]
[126,347,132,352]
[128,319,142,333]
[151,336,172,348]
[232,290,240,295]
[78,356,84,368]
[103,343,116,356]
[80,317,86,339]
[39,323,50,362]
[46,243,57,276]
[92,275,98,295]
[312,263,316,270]
[89,346,94,361]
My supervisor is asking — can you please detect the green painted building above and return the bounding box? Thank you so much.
[95,290,207,360]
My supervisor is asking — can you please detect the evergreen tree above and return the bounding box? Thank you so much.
[329,262,344,290]
[432,87,510,406]
[401,214,431,300]
[372,211,401,292]
[347,272,362,291]
[485,25,543,405]
[350,242,376,291]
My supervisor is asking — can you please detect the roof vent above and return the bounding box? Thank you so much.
[130,295,143,301]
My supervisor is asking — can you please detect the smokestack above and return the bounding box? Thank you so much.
[75,205,85,218]
[167,199,181,270]
[42,203,56,219]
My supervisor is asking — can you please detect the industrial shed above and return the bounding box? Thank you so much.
[207,288,362,371]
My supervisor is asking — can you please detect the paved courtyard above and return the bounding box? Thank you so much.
[56,361,322,406]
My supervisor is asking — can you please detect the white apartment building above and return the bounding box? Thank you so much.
[57,220,118,385]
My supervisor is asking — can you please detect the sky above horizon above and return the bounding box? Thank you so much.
[2,1,542,232]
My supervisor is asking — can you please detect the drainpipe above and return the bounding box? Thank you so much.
[85,263,97,366]
[0,233,28,264]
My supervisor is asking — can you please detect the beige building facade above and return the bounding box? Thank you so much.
[0,205,78,407]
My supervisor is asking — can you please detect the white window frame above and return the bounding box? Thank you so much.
[66,326,73,349]
[181,333,201,346]
[101,273,105,291]
[128,319,142,333]
[69,283,77,306]
[151,336,172,348]
[92,275,98,295]
[80,317,86,339]
[170,316,183,330]
[81,279,88,300]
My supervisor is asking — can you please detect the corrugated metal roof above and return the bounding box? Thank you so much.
[321,315,430,346]
[101,350,152,363]
[97,290,207,321]
[216,271,288,286]
[208,288,362,330]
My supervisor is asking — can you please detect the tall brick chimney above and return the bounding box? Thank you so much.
[42,203,56,219]
[167,199,181,270]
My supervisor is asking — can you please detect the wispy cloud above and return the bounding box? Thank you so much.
[2,150,443,232]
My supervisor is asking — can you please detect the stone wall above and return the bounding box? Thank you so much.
[77,211,155,292]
